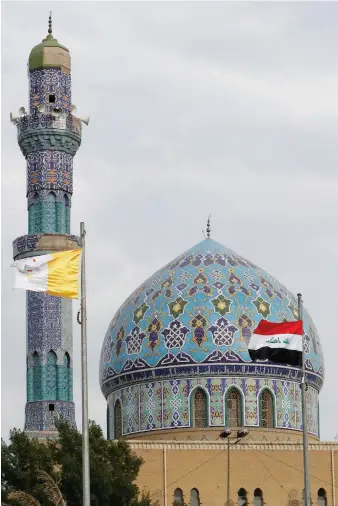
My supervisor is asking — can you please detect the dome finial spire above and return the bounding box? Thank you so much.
[206,215,211,238]
[48,11,52,34]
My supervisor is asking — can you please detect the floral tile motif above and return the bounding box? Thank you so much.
[133,302,150,325]
[253,297,271,318]
[147,315,162,353]
[208,317,238,346]
[211,294,231,316]
[162,320,189,349]
[237,313,254,342]
[126,327,146,355]
[190,312,208,348]
[168,297,188,318]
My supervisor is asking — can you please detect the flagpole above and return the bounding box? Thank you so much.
[298,293,311,506]
[80,222,91,506]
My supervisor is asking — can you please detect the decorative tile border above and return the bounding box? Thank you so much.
[107,377,319,438]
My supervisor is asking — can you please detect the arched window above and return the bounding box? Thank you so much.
[46,351,57,399]
[42,192,56,233]
[237,488,247,506]
[56,193,70,233]
[192,388,208,428]
[65,194,70,234]
[114,399,122,439]
[107,405,110,440]
[253,488,263,506]
[190,488,200,506]
[58,352,71,401]
[28,193,40,234]
[32,352,41,401]
[65,352,72,401]
[318,489,327,506]
[259,389,274,428]
[226,387,242,427]
[174,488,184,505]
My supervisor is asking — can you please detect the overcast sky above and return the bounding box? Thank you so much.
[2,1,338,442]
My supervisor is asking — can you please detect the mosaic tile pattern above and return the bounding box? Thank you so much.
[101,239,323,438]
[17,113,81,137]
[28,196,70,234]
[107,377,319,438]
[29,68,71,113]
[25,401,76,432]
[13,233,81,259]
[12,57,82,434]
[27,151,73,194]
[100,239,324,386]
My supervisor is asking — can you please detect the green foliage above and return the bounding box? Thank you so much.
[1,428,55,504]
[1,420,156,506]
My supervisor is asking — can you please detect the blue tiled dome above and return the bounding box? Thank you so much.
[100,239,324,398]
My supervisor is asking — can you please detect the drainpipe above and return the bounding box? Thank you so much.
[164,447,168,506]
[331,449,336,506]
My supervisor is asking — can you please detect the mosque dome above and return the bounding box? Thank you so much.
[28,17,70,73]
[100,238,324,440]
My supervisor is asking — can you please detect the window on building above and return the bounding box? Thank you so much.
[107,405,110,440]
[49,94,56,103]
[32,351,41,401]
[65,352,71,401]
[46,350,57,400]
[64,193,70,234]
[28,193,41,234]
[237,488,247,506]
[253,488,263,506]
[259,389,274,428]
[317,489,327,506]
[226,387,242,426]
[192,388,208,428]
[114,399,122,439]
[190,488,200,506]
[174,488,184,505]
[42,192,56,233]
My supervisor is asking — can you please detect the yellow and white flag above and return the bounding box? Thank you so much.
[11,249,82,299]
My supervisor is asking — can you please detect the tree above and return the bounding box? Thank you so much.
[1,428,55,504]
[2,471,66,506]
[2,420,156,506]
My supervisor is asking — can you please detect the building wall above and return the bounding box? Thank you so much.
[107,378,319,438]
[129,441,338,506]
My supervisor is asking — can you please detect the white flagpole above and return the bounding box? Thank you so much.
[298,293,311,506]
[80,222,91,506]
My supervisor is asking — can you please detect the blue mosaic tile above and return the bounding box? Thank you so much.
[101,239,324,438]
[12,53,83,436]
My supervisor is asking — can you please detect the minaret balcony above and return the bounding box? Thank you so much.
[13,233,82,260]
[16,113,82,157]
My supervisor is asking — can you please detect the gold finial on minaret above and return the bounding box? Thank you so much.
[206,215,211,238]
[48,12,52,34]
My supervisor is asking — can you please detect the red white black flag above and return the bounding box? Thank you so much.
[248,320,303,367]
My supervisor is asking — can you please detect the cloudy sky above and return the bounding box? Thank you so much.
[2,1,338,441]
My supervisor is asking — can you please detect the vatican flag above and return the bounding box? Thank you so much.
[11,249,82,299]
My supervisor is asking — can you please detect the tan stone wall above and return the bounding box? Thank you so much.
[125,427,319,443]
[130,442,338,506]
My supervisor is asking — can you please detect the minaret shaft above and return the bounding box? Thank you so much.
[12,23,82,438]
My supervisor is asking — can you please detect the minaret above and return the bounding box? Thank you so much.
[11,15,87,438]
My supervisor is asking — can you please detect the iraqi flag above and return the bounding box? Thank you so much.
[248,320,303,367]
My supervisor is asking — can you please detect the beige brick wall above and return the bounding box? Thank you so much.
[130,442,338,506]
